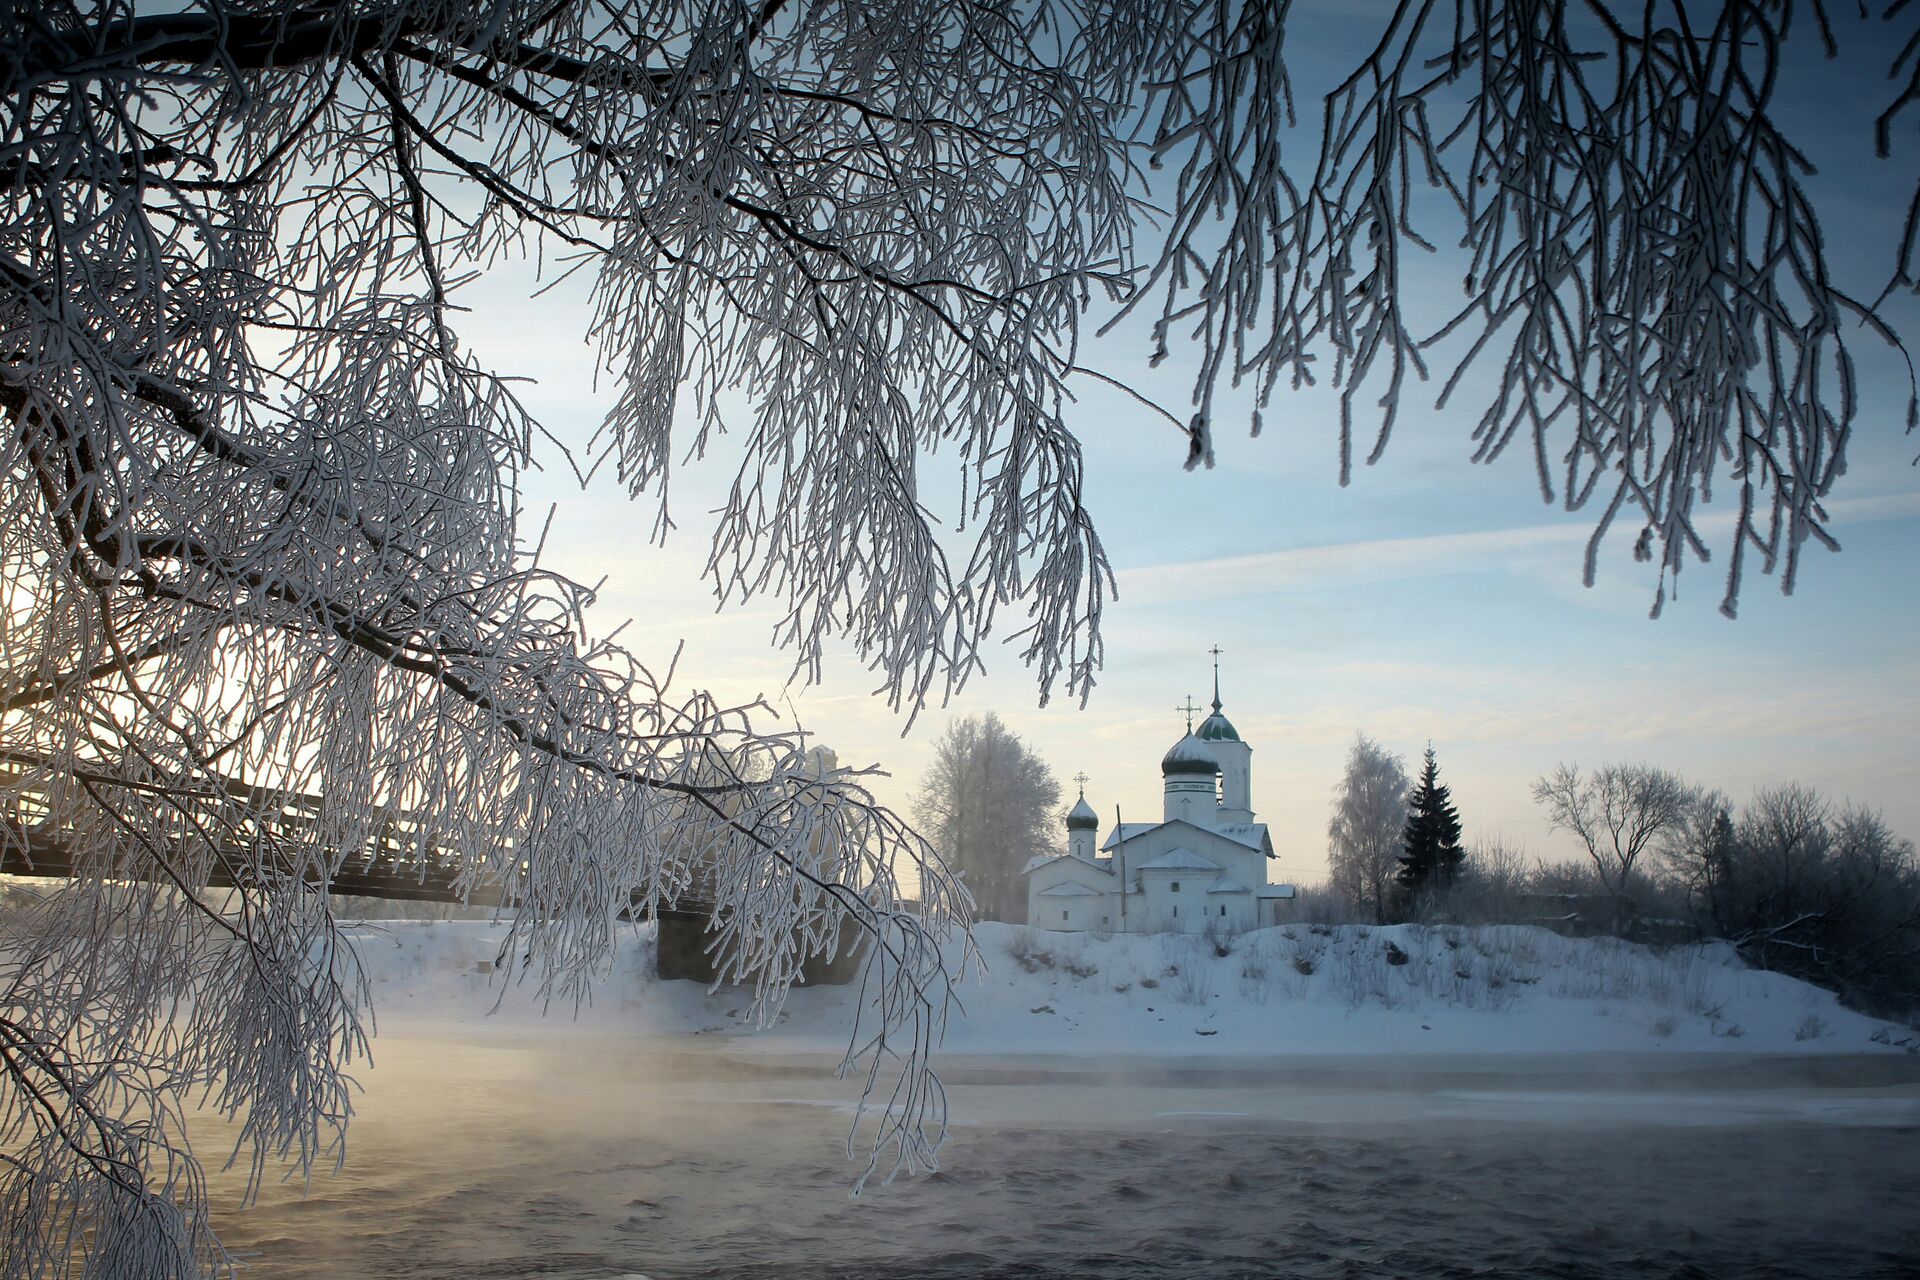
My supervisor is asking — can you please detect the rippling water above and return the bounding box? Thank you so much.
[206,1035,1920,1279]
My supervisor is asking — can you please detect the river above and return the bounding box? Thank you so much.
[205,1033,1920,1279]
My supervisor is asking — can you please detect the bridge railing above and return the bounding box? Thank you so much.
[0,764,518,904]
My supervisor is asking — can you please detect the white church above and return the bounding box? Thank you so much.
[1023,661,1296,934]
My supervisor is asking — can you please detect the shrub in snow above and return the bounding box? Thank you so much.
[1154,936,1213,1006]
[1007,928,1055,974]
[1286,929,1328,979]
[1332,937,1398,1010]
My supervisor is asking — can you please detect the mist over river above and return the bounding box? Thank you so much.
[205,1034,1920,1279]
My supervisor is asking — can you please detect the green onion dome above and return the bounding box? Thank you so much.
[1161,733,1222,776]
[1194,709,1239,742]
[1065,795,1100,830]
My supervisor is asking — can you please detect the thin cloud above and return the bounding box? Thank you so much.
[1116,489,1920,604]
[1117,523,1587,604]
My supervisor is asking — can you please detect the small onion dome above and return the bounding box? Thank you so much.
[1161,733,1223,776]
[1065,795,1100,830]
[1194,709,1239,742]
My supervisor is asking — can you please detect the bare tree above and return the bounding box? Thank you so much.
[3,2,1917,1274]
[1816,805,1920,1014]
[1685,787,1920,1017]
[1527,857,1608,896]
[912,714,1061,923]
[1736,782,1835,922]
[1655,788,1739,932]
[1532,763,1695,898]
[1328,734,1410,924]
[1449,836,1532,923]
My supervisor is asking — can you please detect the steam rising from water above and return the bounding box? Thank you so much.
[205,1035,1920,1278]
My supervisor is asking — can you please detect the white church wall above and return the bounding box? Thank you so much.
[1206,842,1261,893]
[1032,822,1272,935]
[1208,891,1257,933]
[1112,824,1264,883]
[1025,856,1119,931]
[1041,891,1111,932]
[1139,869,1210,934]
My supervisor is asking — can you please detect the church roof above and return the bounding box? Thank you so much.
[1101,819,1270,854]
[1101,822,1158,849]
[1135,847,1222,871]
[1194,709,1239,742]
[1064,794,1100,830]
[1160,732,1221,776]
[1038,881,1104,897]
[1022,849,1106,875]
[1206,876,1249,894]
[1211,823,1273,853]
[1255,884,1297,899]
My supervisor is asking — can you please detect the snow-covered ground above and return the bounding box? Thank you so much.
[354,918,1913,1057]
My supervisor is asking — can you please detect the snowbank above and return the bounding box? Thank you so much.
[348,918,1911,1058]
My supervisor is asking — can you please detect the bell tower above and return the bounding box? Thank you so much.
[1194,646,1254,824]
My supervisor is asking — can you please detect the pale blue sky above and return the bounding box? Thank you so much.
[465,7,1920,881]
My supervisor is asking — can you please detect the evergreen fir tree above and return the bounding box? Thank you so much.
[1399,746,1465,898]
[1704,805,1739,933]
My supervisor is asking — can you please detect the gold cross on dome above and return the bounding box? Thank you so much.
[1176,695,1201,731]
[1073,770,1089,795]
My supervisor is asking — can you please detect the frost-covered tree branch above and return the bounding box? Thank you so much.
[1532,762,1695,897]
[1125,0,1917,616]
[2,1,1916,1275]
[2,0,1118,1270]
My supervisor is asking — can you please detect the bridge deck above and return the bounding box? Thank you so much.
[0,767,869,983]
[0,768,698,910]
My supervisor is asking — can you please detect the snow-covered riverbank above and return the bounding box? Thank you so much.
[353,918,1912,1057]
